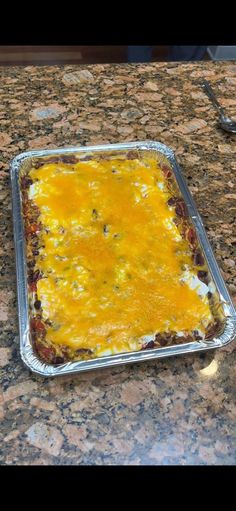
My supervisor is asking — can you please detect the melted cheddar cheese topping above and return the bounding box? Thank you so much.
[29,157,212,356]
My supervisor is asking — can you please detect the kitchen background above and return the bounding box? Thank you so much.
[0,46,236,65]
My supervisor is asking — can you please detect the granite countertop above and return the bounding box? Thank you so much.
[0,62,235,465]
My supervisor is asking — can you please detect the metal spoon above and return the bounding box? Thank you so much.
[201,79,236,133]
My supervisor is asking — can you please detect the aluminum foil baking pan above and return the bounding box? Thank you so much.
[10,141,236,376]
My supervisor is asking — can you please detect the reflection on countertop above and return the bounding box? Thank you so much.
[0,61,235,465]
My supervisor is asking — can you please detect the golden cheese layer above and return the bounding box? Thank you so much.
[29,157,212,356]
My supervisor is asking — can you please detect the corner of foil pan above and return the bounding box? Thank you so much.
[20,341,65,377]
[134,140,176,160]
[10,150,36,172]
[217,304,236,347]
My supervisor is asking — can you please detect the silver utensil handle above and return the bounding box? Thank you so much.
[201,80,225,116]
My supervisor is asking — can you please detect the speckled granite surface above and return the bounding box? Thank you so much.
[0,62,236,465]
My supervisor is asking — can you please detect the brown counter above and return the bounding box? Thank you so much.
[0,61,235,465]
